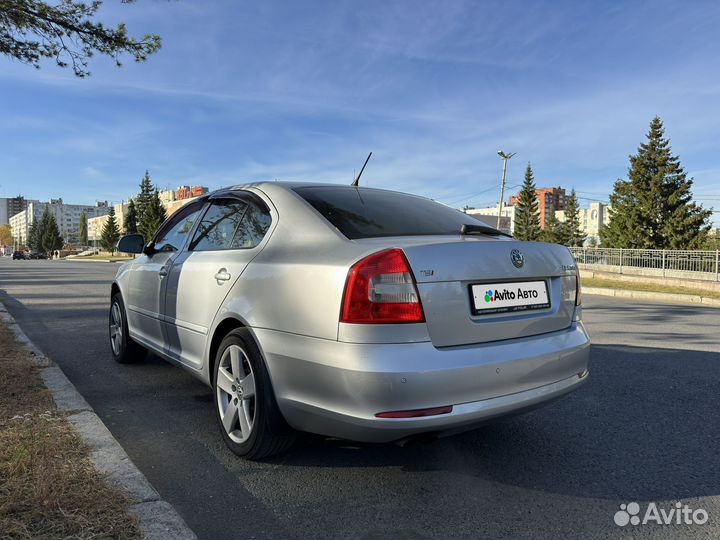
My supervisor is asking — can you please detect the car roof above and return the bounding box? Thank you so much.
[219,181,423,199]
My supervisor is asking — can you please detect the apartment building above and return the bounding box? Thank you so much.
[0,196,39,225]
[176,185,208,200]
[509,187,567,229]
[556,202,611,243]
[87,202,129,244]
[10,199,109,247]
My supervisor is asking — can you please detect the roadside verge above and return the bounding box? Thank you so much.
[583,286,720,307]
[0,302,197,540]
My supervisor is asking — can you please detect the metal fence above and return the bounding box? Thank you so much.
[568,247,720,281]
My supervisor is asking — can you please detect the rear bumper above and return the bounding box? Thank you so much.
[254,323,590,443]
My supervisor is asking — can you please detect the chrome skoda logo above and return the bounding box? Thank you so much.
[511,249,524,268]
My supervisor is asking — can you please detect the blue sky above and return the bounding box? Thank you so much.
[1,0,719,223]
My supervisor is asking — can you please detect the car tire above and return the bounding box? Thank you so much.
[109,293,146,364]
[213,328,295,460]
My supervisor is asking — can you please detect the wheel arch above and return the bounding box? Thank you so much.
[209,317,247,375]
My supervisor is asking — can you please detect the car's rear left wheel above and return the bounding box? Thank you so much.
[213,328,295,459]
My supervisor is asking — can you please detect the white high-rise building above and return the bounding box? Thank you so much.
[10,199,109,247]
[556,202,611,244]
[463,205,516,234]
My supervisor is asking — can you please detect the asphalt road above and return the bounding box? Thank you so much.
[1,258,718,540]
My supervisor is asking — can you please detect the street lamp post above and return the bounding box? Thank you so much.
[496,150,516,230]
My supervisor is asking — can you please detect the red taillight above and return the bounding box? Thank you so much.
[375,405,453,418]
[341,248,425,324]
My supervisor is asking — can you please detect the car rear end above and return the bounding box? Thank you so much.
[254,184,589,442]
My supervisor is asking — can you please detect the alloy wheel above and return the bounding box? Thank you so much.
[109,302,123,356]
[216,344,256,443]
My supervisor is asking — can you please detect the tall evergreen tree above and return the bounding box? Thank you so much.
[513,163,541,241]
[125,199,138,235]
[135,170,154,230]
[540,205,563,244]
[41,214,63,253]
[79,212,88,246]
[140,190,167,241]
[100,206,121,253]
[27,218,40,251]
[601,117,711,248]
[562,189,586,247]
[34,207,52,252]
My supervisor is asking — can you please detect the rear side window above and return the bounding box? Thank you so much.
[294,186,475,239]
[190,197,271,251]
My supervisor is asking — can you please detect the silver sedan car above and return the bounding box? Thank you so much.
[110,182,589,459]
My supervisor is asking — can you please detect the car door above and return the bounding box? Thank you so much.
[162,193,273,369]
[125,200,206,353]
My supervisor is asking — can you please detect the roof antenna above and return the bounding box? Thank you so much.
[351,152,372,187]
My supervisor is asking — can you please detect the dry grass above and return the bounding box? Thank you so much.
[0,321,141,540]
[582,277,720,300]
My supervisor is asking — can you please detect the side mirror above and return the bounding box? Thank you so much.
[117,234,145,254]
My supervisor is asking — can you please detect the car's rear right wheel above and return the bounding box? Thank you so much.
[213,328,295,459]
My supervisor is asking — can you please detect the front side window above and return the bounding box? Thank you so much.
[190,196,272,251]
[153,202,204,253]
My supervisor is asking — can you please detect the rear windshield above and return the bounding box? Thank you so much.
[294,186,478,239]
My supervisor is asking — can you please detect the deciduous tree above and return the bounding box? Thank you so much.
[0,224,13,246]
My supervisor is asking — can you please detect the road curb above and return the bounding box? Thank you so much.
[0,302,197,540]
[583,286,720,307]
[62,258,130,263]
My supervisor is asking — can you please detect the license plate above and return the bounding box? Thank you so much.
[470,280,550,315]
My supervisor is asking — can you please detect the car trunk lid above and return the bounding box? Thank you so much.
[353,236,578,347]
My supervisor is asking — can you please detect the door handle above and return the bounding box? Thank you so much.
[158,266,169,277]
[214,268,231,283]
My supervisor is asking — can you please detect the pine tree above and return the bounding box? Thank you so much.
[136,170,154,230]
[125,199,138,235]
[34,207,52,252]
[100,206,121,253]
[27,218,40,252]
[140,190,167,241]
[513,163,541,241]
[540,205,563,244]
[601,117,711,248]
[79,212,88,246]
[41,214,63,253]
[562,189,585,247]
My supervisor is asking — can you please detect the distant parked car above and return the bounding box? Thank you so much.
[109,182,589,459]
[29,252,48,260]
[12,251,26,260]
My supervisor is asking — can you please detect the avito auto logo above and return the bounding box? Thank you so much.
[484,288,540,303]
